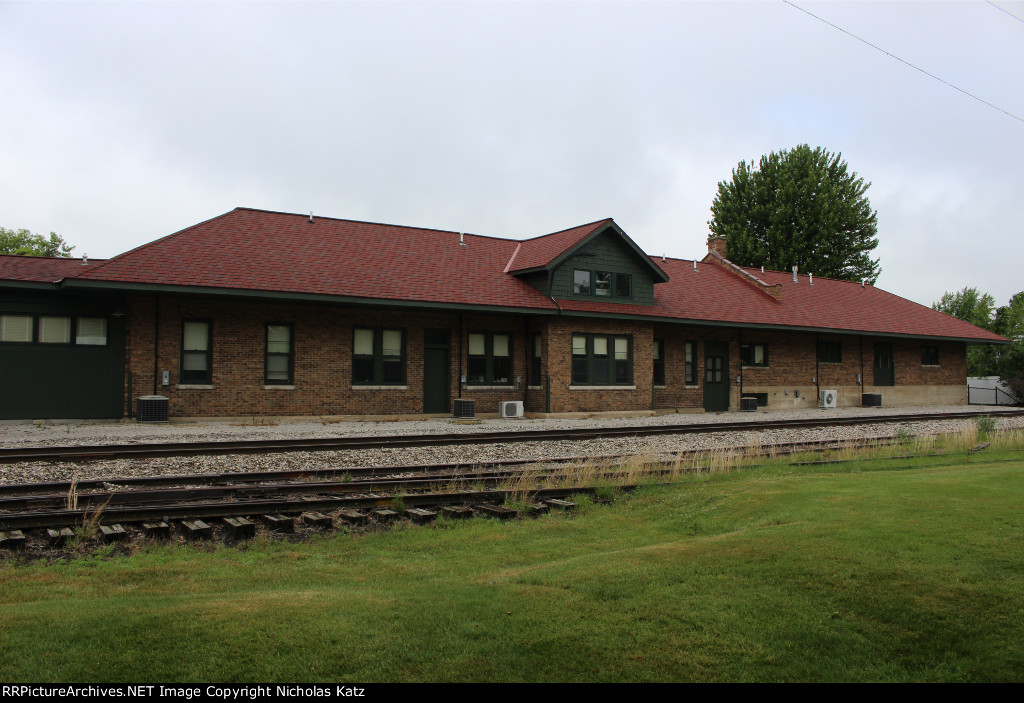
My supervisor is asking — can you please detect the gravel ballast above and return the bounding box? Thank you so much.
[1,405,1020,485]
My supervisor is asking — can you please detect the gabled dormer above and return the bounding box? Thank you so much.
[505,219,669,306]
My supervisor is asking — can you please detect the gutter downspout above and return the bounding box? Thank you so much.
[152,296,160,396]
[814,333,820,402]
[860,336,866,399]
[546,269,560,414]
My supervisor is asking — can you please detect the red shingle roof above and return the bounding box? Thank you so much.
[0,255,106,283]
[504,219,611,272]
[26,207,1003,343]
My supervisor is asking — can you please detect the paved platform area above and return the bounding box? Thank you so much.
[0,404,1018,448]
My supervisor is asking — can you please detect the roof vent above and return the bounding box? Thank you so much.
[81,254,88,266]
[308,211,314,223]
[809,273,814,285]
[460,232,466,247]
[662,253,666,262]
[792,265,798,283]
[693,260,697,272]
[862,279,865,287]
[760,265,764,274]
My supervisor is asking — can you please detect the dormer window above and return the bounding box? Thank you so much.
[573,269,632,300]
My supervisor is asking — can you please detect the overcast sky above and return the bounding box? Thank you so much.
[1,0,1021,309]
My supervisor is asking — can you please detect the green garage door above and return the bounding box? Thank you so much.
[0,308,125,420]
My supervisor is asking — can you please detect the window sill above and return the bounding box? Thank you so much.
[527,385,542,390]
[351,385,408,390]
[264,384,296,390]
[685,385,699,390]
[569,385,636,390]
[464,385,515,390]
[741,365,769,370]
[921,364,940,368]
[654,385,666,389]
[177,384,214,390]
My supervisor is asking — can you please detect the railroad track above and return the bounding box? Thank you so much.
[0,429,1006,536]
[1,409,1020,464]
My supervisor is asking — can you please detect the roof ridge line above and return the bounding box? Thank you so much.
[518,218,613,243]
[503,242,523,274]
[702,250,783,301]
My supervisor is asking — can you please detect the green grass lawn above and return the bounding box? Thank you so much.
[1,449,1022,682]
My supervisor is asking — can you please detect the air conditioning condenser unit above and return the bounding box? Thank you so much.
[499,400,524,418]
[819,389,837,409]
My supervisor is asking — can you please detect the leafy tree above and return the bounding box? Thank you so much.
[0,227,75,257]
[933,287,996,329]
[994,292,1024,403]
[933,287,999,376]
[708,144,880,283]
[935,287,1024,402]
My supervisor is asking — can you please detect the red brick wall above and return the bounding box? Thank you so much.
[124,295,969,417]
[545,318,654,413]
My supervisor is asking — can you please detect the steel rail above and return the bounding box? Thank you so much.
[0,486,615,530]
[0,435,885,498]
[1,409,1019,464]
[0,465,646,513]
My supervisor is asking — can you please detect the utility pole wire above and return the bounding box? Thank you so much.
[987,1,1024,25]
[782,0,1024,125]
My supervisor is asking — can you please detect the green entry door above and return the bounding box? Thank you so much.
[423,329,450,414]
[703,341,730,412]
[873,342,895,386]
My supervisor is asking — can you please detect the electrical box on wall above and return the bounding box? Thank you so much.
[162,371,169,386]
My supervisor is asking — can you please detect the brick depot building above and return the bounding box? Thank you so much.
[0,208,1007,420]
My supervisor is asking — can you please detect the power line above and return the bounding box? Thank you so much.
[782,0,1024,125]
[987,1,1024,24]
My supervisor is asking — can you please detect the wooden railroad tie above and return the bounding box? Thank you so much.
[261,513,295,533]
[301,512,333,529]
[475,504,517,520]
[142,521,170,539]
[544,498,577,511]
[46,527,75,547]
[181,519,213,540]
[441,505,473,520]
[526,502,550,515]
[222,517,256,539]
[0,530,26,550]
[99,524,128,543]
[404,507,437,524]
[337,509,368,526]
[370,508,399,522]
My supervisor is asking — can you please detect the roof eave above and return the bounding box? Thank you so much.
[59,278,561,316]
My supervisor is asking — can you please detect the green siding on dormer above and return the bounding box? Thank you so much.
[548,229,657,305]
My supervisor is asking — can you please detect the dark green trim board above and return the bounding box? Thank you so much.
[542,221,670,283]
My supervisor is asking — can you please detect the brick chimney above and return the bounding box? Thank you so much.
[707,236,727,258]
